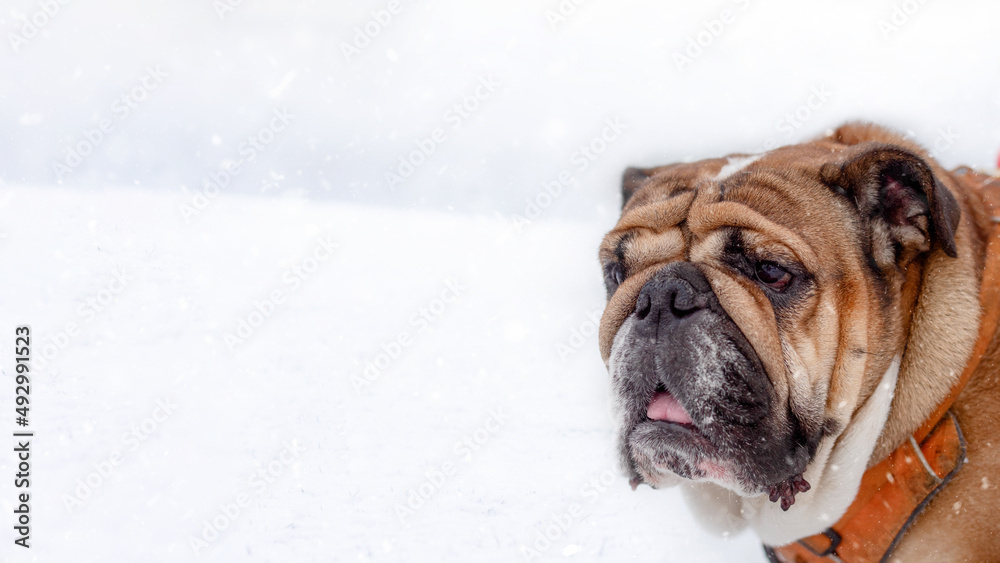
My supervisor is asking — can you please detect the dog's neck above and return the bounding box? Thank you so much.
[872,225,983,463]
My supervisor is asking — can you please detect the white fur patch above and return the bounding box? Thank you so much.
[714,154,763,181]
[681,356,901,546]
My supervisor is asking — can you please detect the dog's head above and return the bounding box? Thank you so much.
[599,123,961,506]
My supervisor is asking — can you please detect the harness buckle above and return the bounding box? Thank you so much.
[798,527,842,557]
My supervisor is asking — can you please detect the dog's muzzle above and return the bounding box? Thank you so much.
[610,262,810,496]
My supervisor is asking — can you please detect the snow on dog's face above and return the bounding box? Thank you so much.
[597,132,960,507]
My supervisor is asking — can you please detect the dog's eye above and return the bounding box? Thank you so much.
[754,261,792,290]
[604,262,627,295]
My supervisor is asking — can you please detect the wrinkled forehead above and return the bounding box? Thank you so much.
[603,146,850,263]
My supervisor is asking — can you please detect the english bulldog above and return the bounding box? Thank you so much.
[598,122,1000,560]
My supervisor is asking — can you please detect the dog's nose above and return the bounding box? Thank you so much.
[634,262,716,326]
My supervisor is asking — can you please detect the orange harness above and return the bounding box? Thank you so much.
[766,169,1000,563]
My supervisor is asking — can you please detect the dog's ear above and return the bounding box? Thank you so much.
[622,167,653,208]
[820,144,960,265]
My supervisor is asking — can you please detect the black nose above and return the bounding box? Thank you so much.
[634,262,718,328]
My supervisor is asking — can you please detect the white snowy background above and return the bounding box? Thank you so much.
[1,1,999,561]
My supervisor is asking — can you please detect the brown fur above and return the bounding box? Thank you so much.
[599,122,1000,559]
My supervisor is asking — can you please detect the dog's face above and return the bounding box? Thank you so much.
[599,128,960,505]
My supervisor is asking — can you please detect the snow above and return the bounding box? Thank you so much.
[0,187,763,561]
[2,0,1000,561]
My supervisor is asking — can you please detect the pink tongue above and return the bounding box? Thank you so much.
[647,392,693,424]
